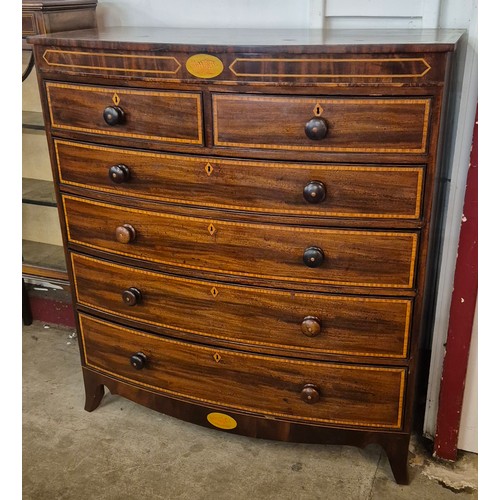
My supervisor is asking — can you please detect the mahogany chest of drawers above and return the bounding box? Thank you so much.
[29,27,463,484]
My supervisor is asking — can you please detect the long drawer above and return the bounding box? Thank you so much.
[213,94,431,154]
[63,195,418,289]
[79,313,406,429]
[46,82,203,145]
[71,253,412,358]
[56,139,424,219]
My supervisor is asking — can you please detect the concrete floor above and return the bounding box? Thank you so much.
[23,321,478,499]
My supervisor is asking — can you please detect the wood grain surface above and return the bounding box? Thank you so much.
[213,94,431,153]
[80,313,406,429]
[46,82,203,144]
[63,195,419,288]
[55,139,424,219]
[71,253,412,358]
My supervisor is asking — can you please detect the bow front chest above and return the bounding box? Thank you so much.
[29,27,463,484]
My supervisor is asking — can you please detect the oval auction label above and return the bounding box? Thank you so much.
[207,412,237,430]
[186,54,224,79]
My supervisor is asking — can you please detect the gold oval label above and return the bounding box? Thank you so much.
[207,412,237,430]
[186,54,224,79]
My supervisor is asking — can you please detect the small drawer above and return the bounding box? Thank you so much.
[63,195,418,289]
[46,82,203,145]
[213,94,431,154]
[79,313,406,429]
[22,13,37,36]
[72,253,412,358]
[56,139,424,219]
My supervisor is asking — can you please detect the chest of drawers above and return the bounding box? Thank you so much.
[29,27,463,484]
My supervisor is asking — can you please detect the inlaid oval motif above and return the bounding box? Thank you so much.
[207,412,237,430]
[186,54,224,79]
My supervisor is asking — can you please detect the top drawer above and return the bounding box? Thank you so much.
[22,13,36,37]
[46,83,203,145]
[213,94,431,154]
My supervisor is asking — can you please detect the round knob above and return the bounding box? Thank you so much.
[109,164,130,184]
[305,117,328,140]
[300,384,320,404]
[303,181,326,204]
[115,224,136,244]
[122,287,142,306]
[103,105,125,126]
[130,352,147,370]
[301,316,322,337]
[303,247,324,268]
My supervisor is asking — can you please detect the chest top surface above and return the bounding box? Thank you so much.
[28,26,464,50]
[28,27,464,91]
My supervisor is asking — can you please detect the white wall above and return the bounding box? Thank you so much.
[97,0,311,29]
[325,0,440,28]
[457,305,478,452]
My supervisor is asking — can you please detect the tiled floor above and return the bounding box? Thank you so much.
[23,321,478,499]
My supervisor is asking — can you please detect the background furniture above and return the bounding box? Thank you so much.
[22,0,98,325]
[22,0,98,285]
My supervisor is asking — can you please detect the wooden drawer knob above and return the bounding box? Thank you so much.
[301,316,322,337]
[130,352,147,370]
[115,224,136,244]
[305,117,328,140]
[103,105,125,126]
[303,181,326,204]
[303,246,324,268]
[109,164,130,184]
[122,287,142,306]
[300,384,320,404]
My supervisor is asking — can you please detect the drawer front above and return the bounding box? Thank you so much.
[213,94,431,154]
[22,13,37,36]
[72,253,412,358]
[46,82,203,145]
[39,49,446,85]
[56,139,424,219]
[80,314,406,429]
[63,195,418,289]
